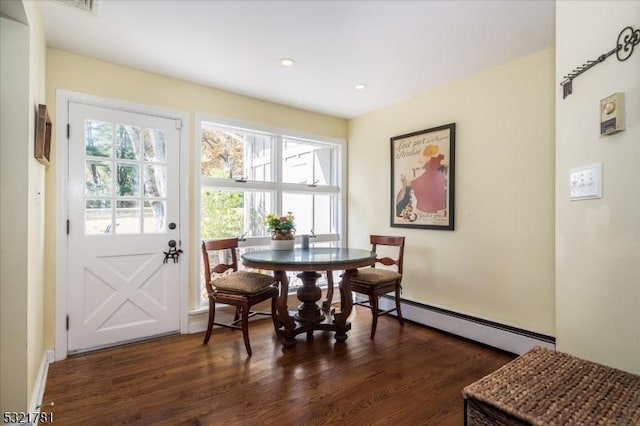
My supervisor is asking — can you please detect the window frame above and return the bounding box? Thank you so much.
[194,114,346,308]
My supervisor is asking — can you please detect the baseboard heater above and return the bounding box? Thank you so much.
[376,295,555,355]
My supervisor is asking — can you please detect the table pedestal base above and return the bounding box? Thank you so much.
[276,270,355,349]
[294,272,325,323]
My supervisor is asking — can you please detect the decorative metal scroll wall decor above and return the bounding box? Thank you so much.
[561,26,639,99]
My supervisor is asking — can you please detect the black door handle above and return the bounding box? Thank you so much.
[163,240,182,263]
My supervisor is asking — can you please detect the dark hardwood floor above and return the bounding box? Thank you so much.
[43,306,515,425]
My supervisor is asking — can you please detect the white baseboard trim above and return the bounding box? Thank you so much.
[377,296,555,355]
[26,349,54,425]
[188,312,208,334]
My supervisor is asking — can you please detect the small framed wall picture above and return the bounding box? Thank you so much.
[35,104,52,165]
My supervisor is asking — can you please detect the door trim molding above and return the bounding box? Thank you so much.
[54,90,190,360]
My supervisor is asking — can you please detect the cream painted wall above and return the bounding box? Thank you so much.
[24,0,47,407]
[44,49,347,348]
[556,1,640,374]
[0,15,30,414]
[0,0,47,412]
[348,49,555,335]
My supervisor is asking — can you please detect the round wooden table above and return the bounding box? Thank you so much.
[241,247,376,348]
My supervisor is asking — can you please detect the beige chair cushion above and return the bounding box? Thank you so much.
[350,268,401,285]
[211,271,276,294]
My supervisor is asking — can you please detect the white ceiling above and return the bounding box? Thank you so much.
[39,0,555,119]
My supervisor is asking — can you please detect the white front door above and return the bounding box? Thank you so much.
[67,102,181,353]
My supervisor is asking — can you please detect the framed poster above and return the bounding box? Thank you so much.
[390,123,455,230]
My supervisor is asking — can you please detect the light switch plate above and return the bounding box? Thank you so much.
[569,163,602,200]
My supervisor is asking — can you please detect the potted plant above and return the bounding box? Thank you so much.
[265,212,295,250]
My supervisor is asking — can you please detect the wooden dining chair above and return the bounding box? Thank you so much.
[201,238,279,356]
[349,235,405,339]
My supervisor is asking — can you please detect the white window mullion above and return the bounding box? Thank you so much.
[279,183,340,194]
[201,177,283,192]
[274,135,283,215]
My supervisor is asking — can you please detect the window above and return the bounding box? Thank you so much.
[83,119,168,235]
[197,118,345,307]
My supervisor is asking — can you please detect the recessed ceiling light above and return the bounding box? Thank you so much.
[280,58,295,67]
[354,84,367,90]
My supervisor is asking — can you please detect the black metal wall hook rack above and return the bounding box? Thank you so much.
[561,26,639,99]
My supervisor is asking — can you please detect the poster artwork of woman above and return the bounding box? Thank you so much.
[395,144,447,218]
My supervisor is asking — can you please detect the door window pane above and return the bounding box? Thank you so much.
[85,199,112,235]
[201,125,273,181]
[115,124,141,160]
[85,120,113,158]
[144,200,166,233]
[115,163,140,196]
[115,200,141,234]
[144,128,167,162]
[85,161,112,196]
[144,165,167,197]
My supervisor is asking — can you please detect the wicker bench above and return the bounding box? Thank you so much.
[462,346,640,425]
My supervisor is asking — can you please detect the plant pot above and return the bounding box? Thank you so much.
[270,238,295,250]
[270,231,295,250]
